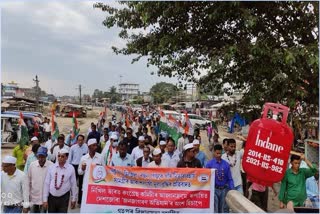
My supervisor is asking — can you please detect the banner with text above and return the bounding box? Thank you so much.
[81,165,215,213]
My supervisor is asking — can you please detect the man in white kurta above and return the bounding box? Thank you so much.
[78,139,105,205]
[131,136,145,162]
[27,147,53,213]
[43,149,77,213]
[1,156,29,213]
[148,148,169,167]
[162,139,180,167]
[222,138,244,194]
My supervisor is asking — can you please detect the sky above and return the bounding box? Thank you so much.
[1,1,179,97]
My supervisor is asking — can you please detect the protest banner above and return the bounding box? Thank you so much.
[81,165,215,213]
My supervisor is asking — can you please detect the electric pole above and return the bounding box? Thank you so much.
[76,84,82,105]
[33,75,40,111]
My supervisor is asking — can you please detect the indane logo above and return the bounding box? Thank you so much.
[255,130,284,153]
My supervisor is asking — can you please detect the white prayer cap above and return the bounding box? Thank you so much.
[31,136,39,142]
[153,148,162,156]
[88,138,97,146]
[159,141,167,146]
[183,143,194,151]
[138,136,145,141]
[2,156,17,164]
[192,139,200,145]
[58,148,69,155]
[110,135,118,140]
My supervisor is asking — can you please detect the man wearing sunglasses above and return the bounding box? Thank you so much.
[123,128,138,154]
[43,149,77,213]
[177,143,202,168]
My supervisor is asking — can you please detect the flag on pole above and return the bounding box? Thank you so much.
[18,112,29,147]
[168,114,180,131]
[159,108,165,119]
[104,105,107,120]
[184,111,193,135]
[51,110,59,141]
[125,115,131,128]
[32,117,40,137]
[71,112,79,139]
[159,120,182,144]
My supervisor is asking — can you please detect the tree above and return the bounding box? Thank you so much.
[150,82,178,104]
[83,94,92,103]
[108,86,121,103]
[94,1,318,110]
[131,95,144,104]
[92,89,104,99]
[92,87,121,103]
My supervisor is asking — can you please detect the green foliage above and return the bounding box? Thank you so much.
[131,96,144,104]
[92,86,121,103]
[149,82,178,104]
[95,1,319,108]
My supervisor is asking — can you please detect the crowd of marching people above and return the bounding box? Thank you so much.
[2,106,319,213]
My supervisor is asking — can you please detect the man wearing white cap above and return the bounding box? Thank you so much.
[50,134,70,163]
[27,147,53,213]
[68,134,88,205]
[159,140,167,154]
[131,136,145,162]
[177,143,202,168]
[101,134,119,165]
[43,148,77,212]
[1,156,29,213]
[24,136,40,163]
[78,138,104,205]
[148,148,169,167]
[193,139,207,167]
[162,138,180,168]
[24,143,41,173]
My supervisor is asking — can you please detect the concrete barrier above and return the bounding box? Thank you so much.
[226,190,265,213]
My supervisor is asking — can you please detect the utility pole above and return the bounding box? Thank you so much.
[76,85,82,105]
[33,75,40,111]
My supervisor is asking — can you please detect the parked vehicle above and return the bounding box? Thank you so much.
[162,110,181,120]
[181,113,211,130]
[4,110,44,121]
[61,104,87,118]
[1,114,19,144]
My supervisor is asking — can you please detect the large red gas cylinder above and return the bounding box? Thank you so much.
[242,103,294,186]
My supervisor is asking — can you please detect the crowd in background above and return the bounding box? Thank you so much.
[2,106,318,213]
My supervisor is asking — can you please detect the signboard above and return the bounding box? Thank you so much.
[81,165,215,213]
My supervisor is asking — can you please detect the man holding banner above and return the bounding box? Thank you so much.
[110,142,135,167]
[148,148,169,167]
[78,139,104,206]
[162,138,180,168]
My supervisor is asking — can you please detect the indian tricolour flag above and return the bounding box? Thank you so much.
[18,112,29,147]
[71,112,79,139]
[51,110,59,141]
[183,111,194,135]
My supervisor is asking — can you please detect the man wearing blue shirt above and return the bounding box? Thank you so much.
[111,142,134,167]
[206,144,234,213]
[193,139,206,167]
[306,168,319,208]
